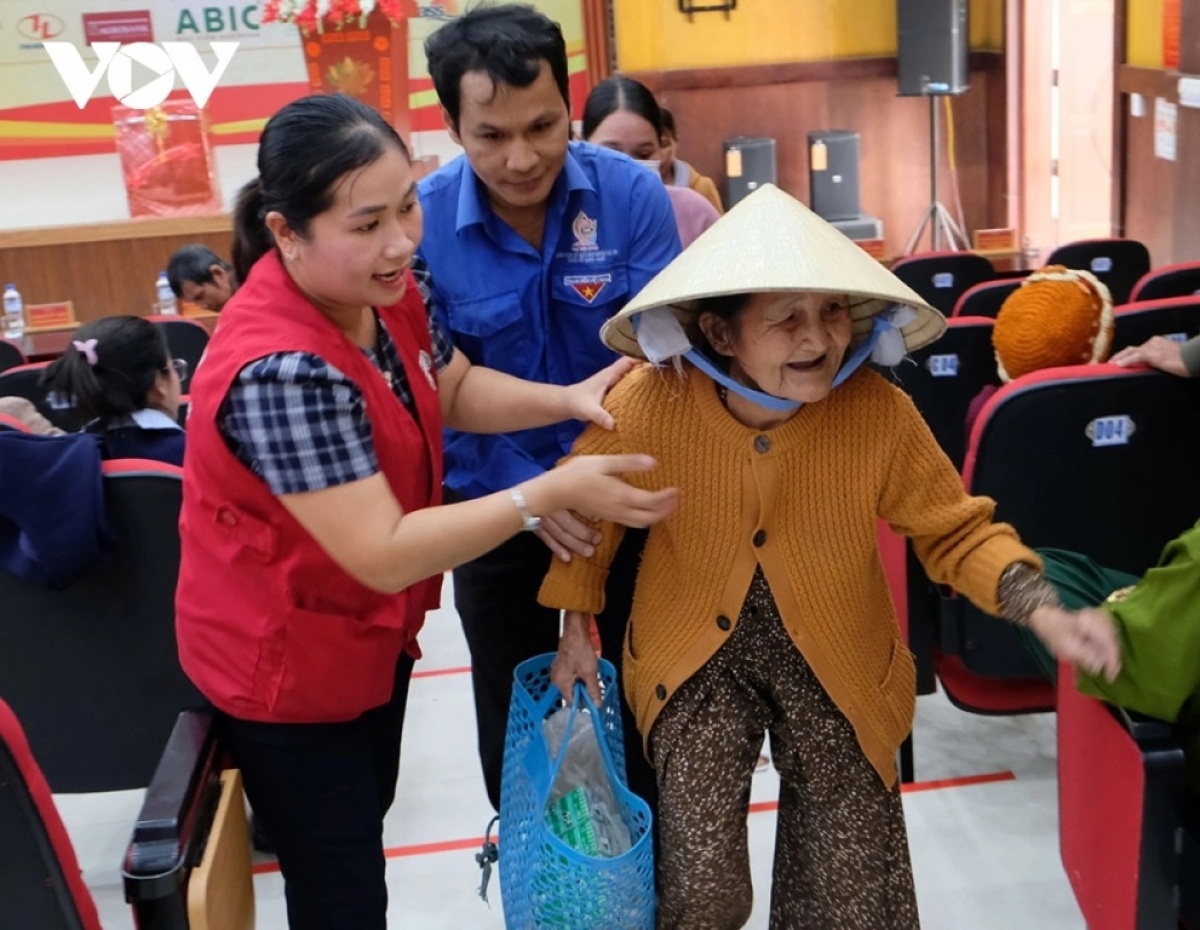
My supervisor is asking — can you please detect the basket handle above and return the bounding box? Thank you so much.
[545,682,623,796]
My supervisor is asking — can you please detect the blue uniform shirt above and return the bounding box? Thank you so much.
[417,141,682,498]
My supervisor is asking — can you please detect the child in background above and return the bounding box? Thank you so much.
[41,316,185,466]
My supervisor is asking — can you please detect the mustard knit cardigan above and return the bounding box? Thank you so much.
[539,365,1039,787]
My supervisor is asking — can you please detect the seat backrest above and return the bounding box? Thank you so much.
[966,365,1200,570]
[0,699,102,930]
[950,366,1200,681]
[1057,666,1186,930]
[891,251,995,316]
[1111,297,1200,353]
[123,710,255,930]
[1129,259,1200,303]
[884,316,998,471]
[1046,238,1151,305]
[0,362,86,432]
[146,317,209,394]
[950,279,1022,318]
[0,459,203,792]
[0,339,26,375]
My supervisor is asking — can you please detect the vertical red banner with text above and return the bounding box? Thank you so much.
[1164,0,1181,70]
[302,6,418,145]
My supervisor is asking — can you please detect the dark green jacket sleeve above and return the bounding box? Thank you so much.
[1076,520,1200,722]
[1181,336,1200,378]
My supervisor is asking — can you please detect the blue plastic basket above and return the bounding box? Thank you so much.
[499,653,655,929]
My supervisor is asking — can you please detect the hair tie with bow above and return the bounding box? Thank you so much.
[73,338,99,366]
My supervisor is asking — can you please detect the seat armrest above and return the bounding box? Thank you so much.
[122,711,222,908]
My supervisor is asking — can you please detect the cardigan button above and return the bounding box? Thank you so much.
[655,684,667,701]
[717,614,731,631]
[753,529,767,547]
[754,435,771,453]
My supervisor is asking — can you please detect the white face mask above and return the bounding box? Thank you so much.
[634,159,662,175]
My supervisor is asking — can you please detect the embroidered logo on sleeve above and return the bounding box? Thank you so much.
[564,274,612,303]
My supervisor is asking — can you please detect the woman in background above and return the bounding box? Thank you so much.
[582,77,721,248]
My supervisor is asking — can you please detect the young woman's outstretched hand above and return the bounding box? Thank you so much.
[523,453,678,530]
[1028,605,1122,682]
[560,357,639,431]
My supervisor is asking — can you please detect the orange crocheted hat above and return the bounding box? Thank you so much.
[992,265,1114,382]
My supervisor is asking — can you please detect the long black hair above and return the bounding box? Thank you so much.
[581,76,664,141]
[425,3,570,131]
[232,94,410,284]
[40,316,170,427]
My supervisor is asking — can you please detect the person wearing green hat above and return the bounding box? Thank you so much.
[539,184,1123,929]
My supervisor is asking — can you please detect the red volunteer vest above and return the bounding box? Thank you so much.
[176,251,443,723]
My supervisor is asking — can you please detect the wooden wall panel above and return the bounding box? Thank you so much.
[1117,3,1200,266]
[1172,0,1200,261]
[0,217,232,323]
[632,55,1005,258]
[1119,68,1178,266]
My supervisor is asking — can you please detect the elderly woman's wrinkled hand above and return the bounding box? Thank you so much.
[1028,605,1122,682]
[1110,336,1189,377]
[551,611,603,705]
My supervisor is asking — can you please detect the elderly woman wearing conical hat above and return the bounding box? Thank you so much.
[537,186,1121,929]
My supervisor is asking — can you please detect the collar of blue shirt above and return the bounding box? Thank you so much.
[453,146,596,234]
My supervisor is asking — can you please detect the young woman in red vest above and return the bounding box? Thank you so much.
[174,94,678,930]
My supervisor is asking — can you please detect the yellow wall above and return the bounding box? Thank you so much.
[1126,0,1165,68]
[614,0,1004,72]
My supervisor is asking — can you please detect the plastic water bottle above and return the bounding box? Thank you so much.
[155,271,178,315]
[3,283,24,339]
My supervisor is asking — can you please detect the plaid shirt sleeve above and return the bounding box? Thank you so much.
[218,352,380,495]
[411,256,453,372]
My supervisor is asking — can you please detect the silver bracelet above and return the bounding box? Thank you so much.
[997,562,1060,626]
[510,487,541,533]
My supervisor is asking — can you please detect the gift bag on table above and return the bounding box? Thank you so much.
[499,653,655,929]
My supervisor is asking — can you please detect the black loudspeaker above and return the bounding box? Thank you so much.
[807,130,861,221]
[897,0,970,96]
[723,136,777,207]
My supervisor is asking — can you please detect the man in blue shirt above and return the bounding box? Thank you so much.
[418,4,681,811]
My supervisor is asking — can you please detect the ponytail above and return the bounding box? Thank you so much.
[232,177,274,285]
[42,344,104,422]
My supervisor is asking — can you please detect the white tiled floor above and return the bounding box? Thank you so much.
[61,576,1084,929]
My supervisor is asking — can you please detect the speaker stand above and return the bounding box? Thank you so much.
[903,95,970,255]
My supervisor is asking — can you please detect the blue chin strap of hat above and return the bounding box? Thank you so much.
[633,312,892,413]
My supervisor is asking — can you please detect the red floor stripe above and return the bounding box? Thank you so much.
[899,769,1016,794]
[411,665,472,680]
[249,769,1016,875]
[746,768,1015,815]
